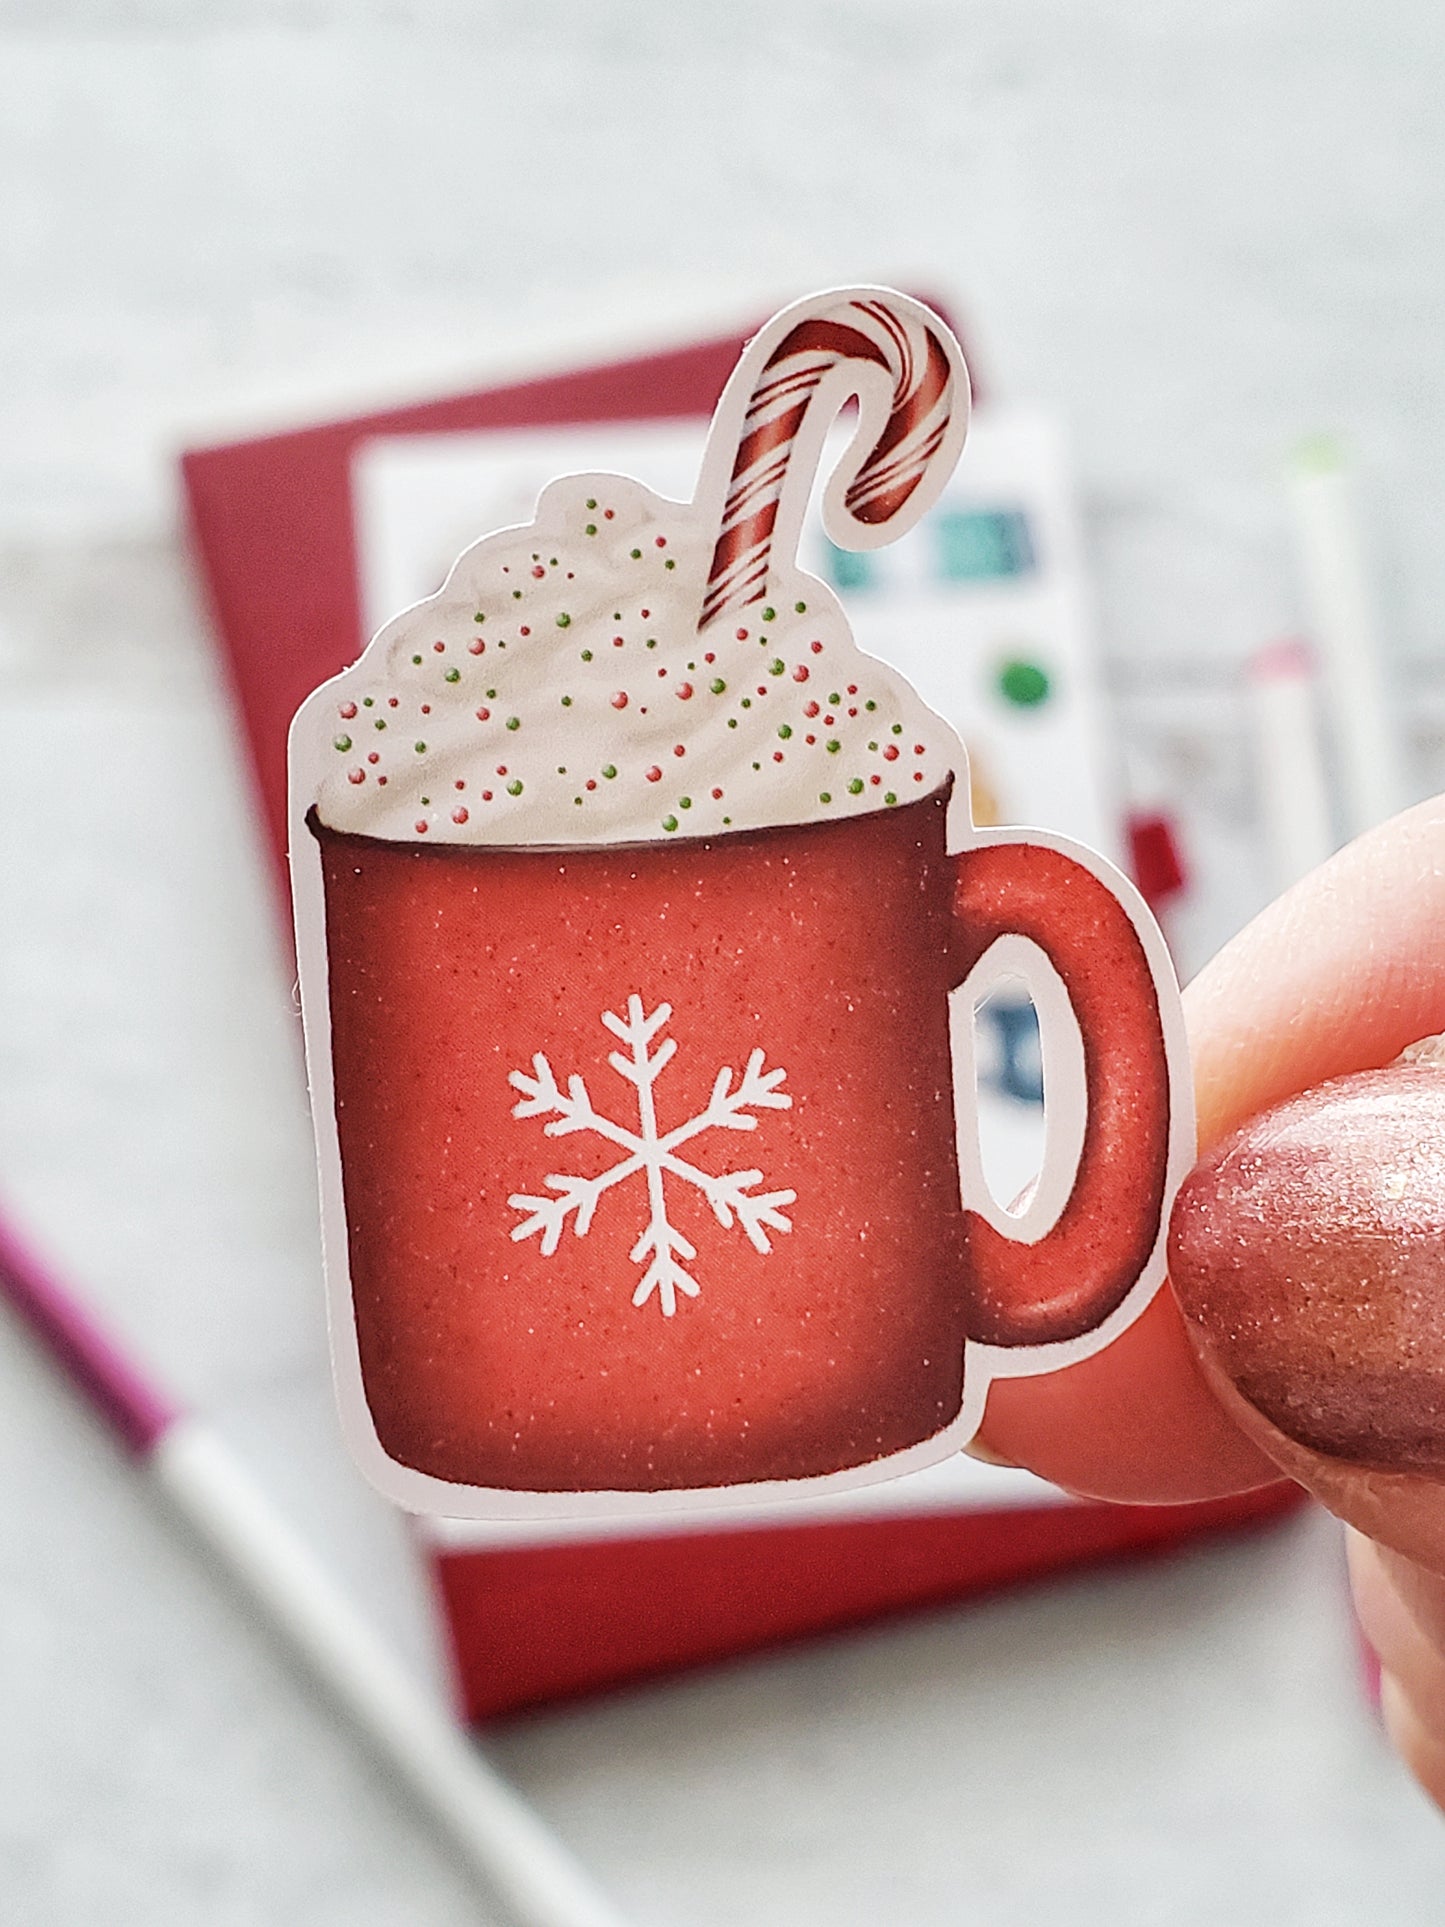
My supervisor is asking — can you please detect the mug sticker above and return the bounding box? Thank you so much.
[289,286,1193,1519]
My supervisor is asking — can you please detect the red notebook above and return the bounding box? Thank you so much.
[181,315,1298,1722]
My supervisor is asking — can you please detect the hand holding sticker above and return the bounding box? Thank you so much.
[289,288,1192,1517]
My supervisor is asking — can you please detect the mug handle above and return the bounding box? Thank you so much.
[951,836,1175,1349]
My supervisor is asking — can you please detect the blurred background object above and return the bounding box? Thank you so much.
[5,3,1445,1923]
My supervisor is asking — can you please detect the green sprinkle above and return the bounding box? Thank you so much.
[998,658,1052,708]
[630,548,642,560]
[868,741,879,752]
[864,700,877,712]
[709,677,726,694]
[752,761,761,771]
[794,600,806,613]
[602,764,617,780]
[575,796,583,805]
[847,777,864,795]
[762,606,776,622]
[561,695,573,707]
[333,734,352,752]
[769,658,785,675]
[412,654,423,665]
[362,697,374,707]
[662,814,679,832]
[374,718,386,730]
[727,718,738,729]
[555,612,571,628]
[646,638,658,650]
[414,740,426,753]
[581,649,593,661]
[664,559,676,570]
[505,716,520,731]
[829,692,842,705]
[507,779,523,796]
[741,697,752,709]
[892,723,904,735]
[512,589,522,599]
[679,796,692,809]
[778,724,792,740]
[444,667,461,683]
[722,815,732,825]
[486,688,498,699]
[819,791,832,805]
[826,739,840,754]
[557,766,566,775]
[421,796,430,806]
[884,791,897,805]
[586,497,597,510]
[473,613,485,624]
[585,524,597,536]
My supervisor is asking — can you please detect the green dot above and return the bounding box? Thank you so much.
[507,779,523,796]
[575,796,583,805]
[998,658,1052,707]
[868,740,879,752]
[421,796,430,806]
[848,777,864,795]
[550,558,558,567]
[412,654,423,665]
[662,814,679,832]
[826,739,840,754]
[679,796,692,809]
[709,677,726,694]
[505,716,520,731]
[557,766,566,775]
[778,724,792,740]
[769,659,785,676]
[752,761,761,771]
[561,695,572,707]
[362,697,374,707]
[864,699,876,712]
[586,497,597,510]
[414,740,426,753]
[819,791,832,805]
[486,688,498,699]
[581,649,593,661]
[556,612,571,628]
[646,639,658,650]
[727,718,738,729]
[891,723,903,735]
[664,559,676,570]
[602,764,617,780]
[585,524,597,536]
[444,667,460,683]
[630,548,642,560]
[333,734,352,752]
[512,589,522,600]
[884,791,897,806]
[794,601,806,613]
[722,815,732,824]
[473,613,485,624]
[374,718,386,730]
[829,692,841,704]
[762,606,776,622]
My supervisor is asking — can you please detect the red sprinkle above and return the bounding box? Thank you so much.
[914,745,925,755]
[339,701,357,719]
[532,565,545,578]
[805,734,816,745]
[677,683,694,700]
[913,771,924,781]
[883,744,900,761]
[672,744,685,757]
[657,666,667,677]
[367,752,380,765]
[421,704,431,714]
[773,751,784,763]
[377,775,387,786]
[476,707,490,721]
[496,765,508,777]
[347,768,365,785]
[482,789,493,801]
[824,715,835,726]
[847,684,858,696]
[519,625,530,637]
[434,641,446,653]
[756,685,767,696]
[387,697,398,708]
[603,508,614,519]
[415,818,429,833]
[641,608,651,619]
[646,766,662,783]
[452,806,469,824]
[810,640,823,654]
[703,652,715,664]
[736,628,748,641]
[848,707,858,718]
[469,638,485,655]
[792,665,809,683]
[586,779,597,791]
[455,779,466,790]
[655,537,667,548]
[869,774,882,786]
[613,635,625,647]
[611,692,628,709]
[804,701,820,718]
[711,787,723,799]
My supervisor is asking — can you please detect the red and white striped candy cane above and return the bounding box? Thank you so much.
[699,289,969,630]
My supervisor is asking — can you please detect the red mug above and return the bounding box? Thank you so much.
[308,780,1175,1502]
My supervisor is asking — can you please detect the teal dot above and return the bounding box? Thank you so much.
[998,658,1052,707]
[333,734,352,752]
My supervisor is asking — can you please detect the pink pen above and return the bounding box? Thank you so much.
[0,1210,628,1927]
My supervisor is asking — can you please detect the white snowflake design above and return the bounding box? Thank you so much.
[507,996,796,1316]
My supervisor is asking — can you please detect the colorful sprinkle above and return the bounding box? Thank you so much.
[444,668,460,683]
[662,815,679,832]
[333,734,352,752]
[646,766,662,783]
[709,678,726,695]
[452,806,469,824]
[611,692,628,709]
[506,780,523,796]
[556,613,571,627]
[602,765,617,780]
[347,768,365,785]
[778,724,793,740]
[415,818,429,833]
[505,717,520,731]
[677,683,694,699]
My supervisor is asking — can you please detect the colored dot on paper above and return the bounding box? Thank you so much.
[998,657,1052,707]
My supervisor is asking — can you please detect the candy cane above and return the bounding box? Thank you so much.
[700,290,968,630]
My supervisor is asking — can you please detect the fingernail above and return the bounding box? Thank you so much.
[1169,1061,1445,1475]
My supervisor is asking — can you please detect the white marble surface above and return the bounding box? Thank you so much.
[4,5,1445,1922]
